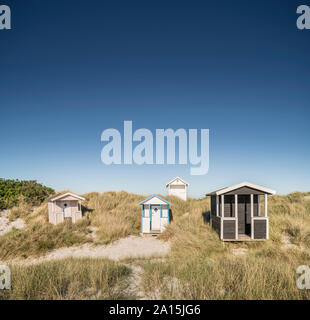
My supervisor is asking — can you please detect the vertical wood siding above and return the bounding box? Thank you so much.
[211,216,221,236]
[211,196,216,216]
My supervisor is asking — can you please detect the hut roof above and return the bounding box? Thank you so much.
[206,182,276,196]
[138,194,172,205]
[166,177,189,187]
[47,192,85,202]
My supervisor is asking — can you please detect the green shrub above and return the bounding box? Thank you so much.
[0,178,54,210]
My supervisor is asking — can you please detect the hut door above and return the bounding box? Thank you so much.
[238,196,245,234]
[151,206,161,231]
[63,203,71,218]
[238,196,251,235]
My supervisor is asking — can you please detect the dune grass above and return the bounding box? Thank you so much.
[268,193,310,247]
[141,246,310,299]
[0,219,91,260]
[0,258,130,300]
[140,192,310,300]
[1,190,310,257]
[83,191,144,243]
[1,190,310,300]
[0,191,145,260]
[0,191,201,259]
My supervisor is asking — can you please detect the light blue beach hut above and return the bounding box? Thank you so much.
[138,195,172,234]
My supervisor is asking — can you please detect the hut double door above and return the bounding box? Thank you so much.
[237,195,251,236]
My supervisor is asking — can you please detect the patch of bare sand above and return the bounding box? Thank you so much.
[232,248,248,256]
[123,264,150,300]
[0,235,171,300]
[281,235,299,250]
[0,210,25,236]
[2,235,170,266]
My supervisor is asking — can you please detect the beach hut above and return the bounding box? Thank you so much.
[138,195,172,234]
[166,177,188,201]
[47,192,85,225]
[206,182,276,241]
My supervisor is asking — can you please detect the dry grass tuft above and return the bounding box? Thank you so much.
[84,191,144,243]
[141,191,310,300]
[0,258,130,300]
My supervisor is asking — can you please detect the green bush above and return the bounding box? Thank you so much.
[0,178,54,210]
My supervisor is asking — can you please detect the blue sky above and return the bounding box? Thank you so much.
[0,0,309,197]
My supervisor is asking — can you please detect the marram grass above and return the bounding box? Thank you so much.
[0,258,130,300]
[1,190,310,299]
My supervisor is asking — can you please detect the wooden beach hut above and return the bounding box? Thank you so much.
[138,194,172,234]
[47,192,85,225]
[166,177,188,201]
[206,182,276,241]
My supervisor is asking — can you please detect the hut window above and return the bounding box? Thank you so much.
[144,205,150,217]
[162,205,168,218]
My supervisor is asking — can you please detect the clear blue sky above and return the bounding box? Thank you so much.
[0,0,309,197]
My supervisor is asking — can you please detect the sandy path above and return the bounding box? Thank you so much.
[8,235,170,265]
[0,235,170,299]
[124,264,146,299]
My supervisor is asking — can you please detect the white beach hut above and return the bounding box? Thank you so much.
[138,194,172,234]
[47,192,85,225]
[166,177,188,201]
